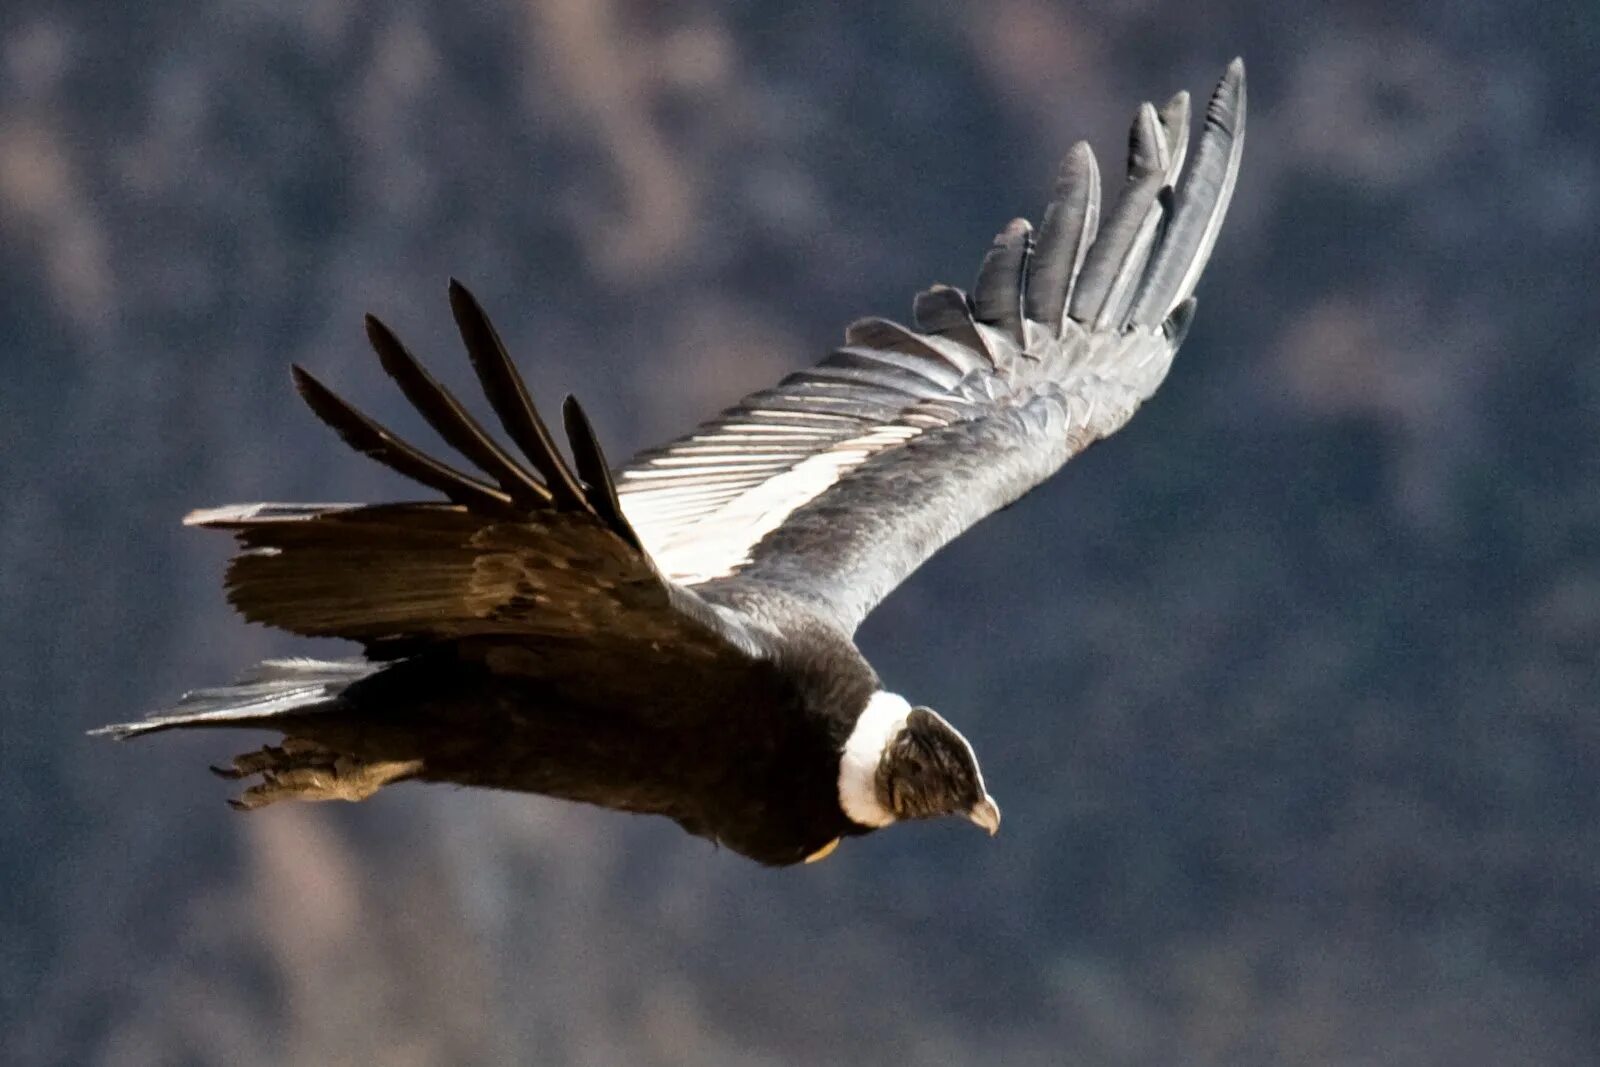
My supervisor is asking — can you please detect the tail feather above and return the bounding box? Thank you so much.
[92,658,372,740]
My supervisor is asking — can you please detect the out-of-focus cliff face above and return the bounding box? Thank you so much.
[4,3,1597,1064]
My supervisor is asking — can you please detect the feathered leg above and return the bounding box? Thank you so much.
[211,738,421,810]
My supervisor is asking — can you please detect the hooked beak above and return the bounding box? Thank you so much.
[967,795,1002,836]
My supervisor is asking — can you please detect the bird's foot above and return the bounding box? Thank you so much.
[211,741,421,810]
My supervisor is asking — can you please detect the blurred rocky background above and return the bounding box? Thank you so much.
[3,2,1596,1064]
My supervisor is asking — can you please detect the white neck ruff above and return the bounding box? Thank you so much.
[838,690,910,827]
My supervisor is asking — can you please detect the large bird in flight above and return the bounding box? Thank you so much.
[98,62,1246,867]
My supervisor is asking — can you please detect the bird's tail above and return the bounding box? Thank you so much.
[91,658,374,739]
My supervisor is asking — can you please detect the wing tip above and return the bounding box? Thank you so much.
[362,313,407,364]
[970,218,1034,343]
[1130,101,1164,175]
[1207,58,1248,138]
[1062,140,1098,185]
[446,276,481,318]
[289,362,329,406]
[1163,296,1199,349]
[559,393,647,551]
[559,392,581,424]
[1083,57,1246,331]
[998,216,1032,241]
[1022,140,1102,332]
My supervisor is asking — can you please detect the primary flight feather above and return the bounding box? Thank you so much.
[97,61,1246,867]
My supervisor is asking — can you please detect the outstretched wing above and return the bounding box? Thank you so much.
[190,282,762,667]
[617,61,1245,633]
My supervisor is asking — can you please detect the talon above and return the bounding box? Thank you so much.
[226,745,287,777]
[235,781,285,810]
[212,739,421,808]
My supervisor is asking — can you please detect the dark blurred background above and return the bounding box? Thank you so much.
[4,2,1597,1064]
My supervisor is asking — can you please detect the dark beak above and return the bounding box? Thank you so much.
[967,795,1001,836]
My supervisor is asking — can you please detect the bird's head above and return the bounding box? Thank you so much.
[838,691,1000,835]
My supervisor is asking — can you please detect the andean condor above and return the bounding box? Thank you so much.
[97,62,1247,867]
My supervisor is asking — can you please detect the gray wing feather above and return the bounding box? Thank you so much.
[1022,142,1100,332]
[1130,59,1247,326]
[970,218,1033,345]
[1069,102,1171,331]
[618,63,1246,632]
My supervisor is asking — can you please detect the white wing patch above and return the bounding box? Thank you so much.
[620,421,927,583]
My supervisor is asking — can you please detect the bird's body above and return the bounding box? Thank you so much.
[253,628,875,866]
[97,62,1246,866]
